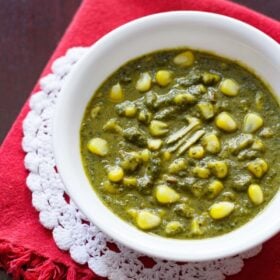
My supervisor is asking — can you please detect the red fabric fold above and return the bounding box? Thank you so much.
[0,0,279,279]
[0,239,96,280]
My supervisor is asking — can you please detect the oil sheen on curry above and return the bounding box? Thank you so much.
[80,49,280,239]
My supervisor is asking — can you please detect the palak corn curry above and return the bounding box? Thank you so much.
[80,49,280,238]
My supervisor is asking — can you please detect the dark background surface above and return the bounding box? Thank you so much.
[0,0,279,143]
[0,0,279,278]
[0,0,82,144]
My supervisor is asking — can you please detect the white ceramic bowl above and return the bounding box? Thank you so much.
[53,11,280,261]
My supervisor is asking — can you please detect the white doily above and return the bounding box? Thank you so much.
[22,47,262,280]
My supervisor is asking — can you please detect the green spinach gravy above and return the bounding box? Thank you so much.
[80,49,280,238]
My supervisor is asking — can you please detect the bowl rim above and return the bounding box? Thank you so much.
[53,11,280,262]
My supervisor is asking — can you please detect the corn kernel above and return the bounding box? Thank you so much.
[215,112,237,132]
[123,177,137,188]
[149,120,169,136]
[102,181,118,194]
[87,137,109,156]
[147,139,163,151]
[202,133,221,154]
[120,151,141,172]
[136,72,152,92]
[138,110,152,124]
[208,180,224,198]
[209,201,235,219]
[136,210,161,230]
[220,79,240,96]
[247,158,268,178]
[103,118,122,134]
[252,139,265,151]
[109,83,124,102]
[124,105,137,117]
[243,113,264,133]
[155,185,180,204]
[202,72,221,85]
[162,150,172,161]
[173,51,194,67]
[168,158,187,174]
[108,166,124,182]
[248,184,264,205]
[165,221,183,235]
[197,102,215,119]
[192,166,211,179]
[140,149,151,162]
[208,161,228,179]
[188,145,205,159]
[155,70,172,86]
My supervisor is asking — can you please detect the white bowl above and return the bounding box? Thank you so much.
[53,11,280,261]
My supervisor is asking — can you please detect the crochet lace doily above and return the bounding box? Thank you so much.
[22,47,262,280]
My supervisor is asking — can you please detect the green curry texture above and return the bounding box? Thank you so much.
[80,49,280,239]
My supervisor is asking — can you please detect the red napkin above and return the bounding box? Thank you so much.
[0,0,279,279]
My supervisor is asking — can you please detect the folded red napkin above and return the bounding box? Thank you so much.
[0,0,279,279]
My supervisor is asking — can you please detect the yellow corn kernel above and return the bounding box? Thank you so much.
[248,184,264,205]
[215,112,237,132]
[138,110,152,124]
[190,218,203,235]
[193,166,211,179]
[136,72,152,92]
[247,158,268,178]
[162,150,172,161]
[197,102,215,119]
[209,201,235,220]
[208,180,224,198]
[251,139,265,151]
[208,161,228,179]
[140,149,151,162]
[87,137,109,156]
[108,166,124,182]
[102,181,118,194]
[168,158,187,174]
[147,139,163,151]
[202,72,221,85]
[155,70,172,86]
[243,113,264,133]
[149,120,169,136]
[173,51,194,67]
[155,185,180,204]
[202,133,221,154]
[120,151,141,172]
[123,177,137,188]
[136,210,161,230]
[188,145,205,159]
[109,83,124,102]
[124,105,137,117]
[103,118,122,134]
[220,79,240,96]
[165,221,183,235]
